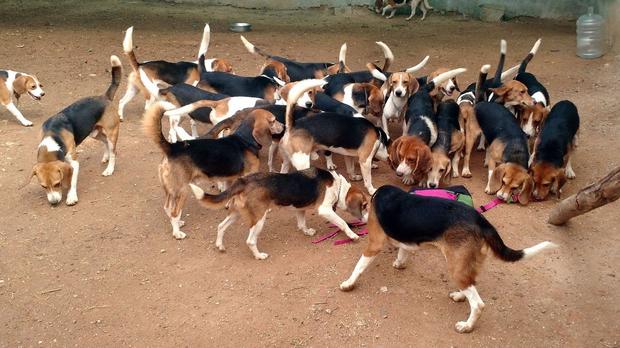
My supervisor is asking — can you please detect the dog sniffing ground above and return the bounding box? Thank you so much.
[1,1,619,346]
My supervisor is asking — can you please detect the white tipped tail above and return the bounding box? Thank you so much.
[138,68,161,99]
[375,41,394,62]
[500,64,520,81]
[405,56,430,74]
[123,26,134,53]
[286,79,326,127]
[197,23,211,59]
[500,39,507,54]
[189,183,205,200]
[481,64,491,74]
[522,241,557,260]
[110,55,121,67]
[367,63,387,82]
[339,43,347,65]
[240,35,255,54]
[164,99,220,118]
[431,67,467,86]
[530,38,542,55]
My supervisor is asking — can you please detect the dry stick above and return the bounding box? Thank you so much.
[548,166,620,225]
[40,288,62,295]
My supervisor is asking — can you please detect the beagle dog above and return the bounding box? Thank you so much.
[30,56,121,206]
[530,100,579,201]
[323,41,395,88]
[276,80,319,109]
[188,167,369,259]
[143,101,284,239]
[376,0,433,21]
[118,25,233,120]
[279,79,390,194]
[240,35,346,81]
[197,55,285,102]
[0,69,44,126]
[419,67,461,107]
[323,79,385,121]
[389,68,466,185]
[486,40,535,109]
[339,184,557,333]
[426,100,464,188]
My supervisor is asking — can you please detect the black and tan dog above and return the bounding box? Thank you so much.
[426,100,464,188]
[530,100,579,201]
[188,167,369,259]
[339,185,556,333]
[30,56,121,206]
[143,101,284,239]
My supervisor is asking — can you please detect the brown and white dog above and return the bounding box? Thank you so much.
[0,69,45,126]
[339,185,557,333]
[188,167,369,259]
[119,25,233,120]
[375,0,433,20]
[29,56,121,206]
[143,101,283,239]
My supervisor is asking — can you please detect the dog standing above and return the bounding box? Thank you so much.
[426,100,464,188]
[376,0,433,21]
[0,69,45,126]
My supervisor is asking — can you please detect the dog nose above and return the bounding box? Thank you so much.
[305,101,313,108]
[429,183,437,188]
[40,92,46,97]
[395,90,403,97]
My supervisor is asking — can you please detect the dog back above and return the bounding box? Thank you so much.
[475,102,529,167]
[535,100,579,167]
[43,96,108,146]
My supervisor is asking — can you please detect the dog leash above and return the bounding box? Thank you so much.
[476,193,520,213]
[312,221,366,245]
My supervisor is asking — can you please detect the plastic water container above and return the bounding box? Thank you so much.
[576,7,605,59]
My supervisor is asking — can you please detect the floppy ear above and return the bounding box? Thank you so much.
[21,165,40,189]
[388,137,403,170]
[452,77,461,92]
[407,73,420,95]
[13,75,28,95]
[490,85,509,97]
[518,176,534,205]
[60,162,73,187]
[443,160,452,183]
[489,164,506,193]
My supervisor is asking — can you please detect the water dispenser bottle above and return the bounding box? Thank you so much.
[576,6,605,59]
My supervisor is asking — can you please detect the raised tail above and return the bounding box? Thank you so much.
[123,26,140,72]
[105,55,122,101]
[240,35,271,59]
[475,64,491,103]
[189,180,247,209]
[519,38,542,74]
[338,43,348,70]
[285,79,326,128]
[163,99,222,118]
[405,55,430,74]
[138,68,165,100]
[500,64,520,82]
[492,39,507,85]
[366,62,387,82]
[375,41,394,71]
[480,221,557,262]
[142,101,178,156]
[197,23,211,60]
[425,67,466,91]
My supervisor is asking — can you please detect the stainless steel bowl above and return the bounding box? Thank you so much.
[229,22,252,32]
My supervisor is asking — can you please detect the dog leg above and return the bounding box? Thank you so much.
[190,119,198,138]
[168,116,179,143]
[566,157,576,179]
[102,138,116,176]
[387,8,396,18]
[216,211,239,251]
[449,290,466,302]
[268,143,278,172]
[477,134,486,151]
[246,211,269,260]
[295,210,316,236]
[455,285,485,333]
[462,130,479,178]
[406,1,419,20]
[484,160,496,194]
[318,205,359,240]
[65,155,80,206]
[325,152,337,170]
[340,255,376,291]
[344,156,362,181]
[118,83,139,121]
[175,126,194,141]
[359,160,376,195]
[4,102,33,127]
[451,153,461,178]
[392,247,409,269]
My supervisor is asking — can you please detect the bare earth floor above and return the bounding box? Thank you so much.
[1,1,619,347]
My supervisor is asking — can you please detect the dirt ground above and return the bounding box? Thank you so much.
[1,1,619,347]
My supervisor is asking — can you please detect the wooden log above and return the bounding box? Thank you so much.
[548,166,620,225]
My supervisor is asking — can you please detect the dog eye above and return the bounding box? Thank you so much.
[543,183,551,187]
[31,86,36,90]
[40,184,48,189]
[439,168,445,172]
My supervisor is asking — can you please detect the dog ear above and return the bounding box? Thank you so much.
[407,74,420,95]
[13,75,29,95]
[518,175,534,205]
[388,137,402,170]
[452,77,461,92]
[489,164,506,193]
[60,162,73,188]
[490,85,509,98]
[20,165,40,189]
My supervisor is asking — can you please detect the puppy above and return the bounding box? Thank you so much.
[530,100,579,201]
[119,25,233,120]
[30,56,121,206]
[241,35,347,81]
[279,80,390,194]
[339,184,557,333]
[0,68,44,126]
[143,101,283,239]
[376,0,433,21]
[427,100,464,188]
[188,168,369,259]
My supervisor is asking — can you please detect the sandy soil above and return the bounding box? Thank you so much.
[1,1,619,347]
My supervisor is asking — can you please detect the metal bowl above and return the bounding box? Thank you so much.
[229,22,252,32]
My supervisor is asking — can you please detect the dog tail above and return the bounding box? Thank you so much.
[519,38,542,74]
[500,64,520,82]
[286,79,326,128]
[123,26,140,72]
[164,99,221,118]
[375,41,394,71]
[366,63,387,82]
[143,101,177,156]
[105,55,122,101]
[338,43,347,70]
[240,35,271,59]
[138,68,167,101]
[204,110,248,138]
[189,180,247,209]
[197,23,211,60]
[481,221,557,262]
[492,39,507,85]
[475,64,491,103]
[423,0,433,9]
[425,67,466,92]
[405,55,430,74]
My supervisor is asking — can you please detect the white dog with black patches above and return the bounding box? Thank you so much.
[0,69,45,126]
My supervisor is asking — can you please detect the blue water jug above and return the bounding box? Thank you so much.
[576,6,605,59]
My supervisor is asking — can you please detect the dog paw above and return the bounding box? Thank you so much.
[303,228,316,236]
[101,167,114,176]
[345,232,360,241]
[455,321,474,333]
[452,171,460,178]
[449,291,466,302]
[101,157,109,164]
[350,174,363,181]
[566,167,576,179]
[401,175,414,185]
[173,231,187,240]
[216,243,226,252]
[461,170,472,178]
[66,193,78,206]
[178,220,186,227]
[21,120,34,127]
[484,186,492,195]
[254,252,269,260]
[327,164,338,170]
[371,162,379,169]
[392,260,407,269]
[339,280,355,292]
